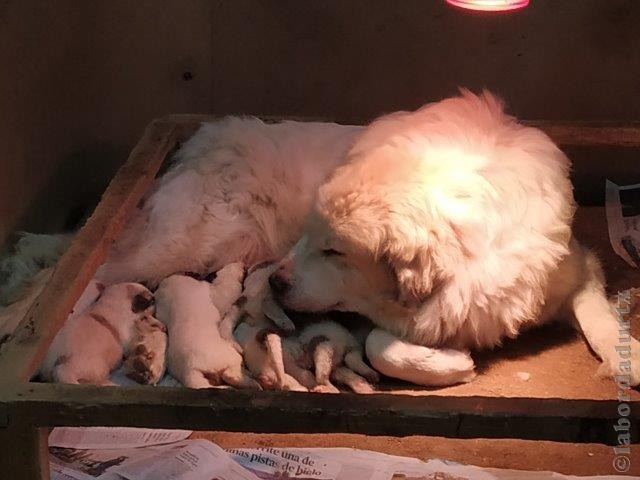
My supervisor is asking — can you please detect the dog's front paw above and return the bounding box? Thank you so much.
[597,337,640,388]
[365,328,476,387]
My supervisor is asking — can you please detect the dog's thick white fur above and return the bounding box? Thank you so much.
[40,282,155,385]
[155,271,260,389]
[97,118,361,286]
[4,91,637,388]
[273,90,640,386]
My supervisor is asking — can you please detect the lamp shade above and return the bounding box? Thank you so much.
[446,0,529,12]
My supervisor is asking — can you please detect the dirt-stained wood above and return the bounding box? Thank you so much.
[528,121,640,147]
[0,424,49,480]
[0,119,181,384]
[1,382,637,444]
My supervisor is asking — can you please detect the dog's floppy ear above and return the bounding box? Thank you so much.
[386,254,437,308]
[321,191,441,308]
[380,215,441,308]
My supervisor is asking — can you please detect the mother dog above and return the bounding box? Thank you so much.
[13,90,635,387]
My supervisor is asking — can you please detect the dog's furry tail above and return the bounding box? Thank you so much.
[0,232,71,306]
[570,247,639,386]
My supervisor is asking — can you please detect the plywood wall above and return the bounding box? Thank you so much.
[1,0,639,248]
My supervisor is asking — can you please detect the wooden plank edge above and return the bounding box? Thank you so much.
[1,383,637,444]
[0,119,180,384]
[161,114,640,147]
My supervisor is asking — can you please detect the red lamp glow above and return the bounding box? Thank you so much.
[446,0,529,12]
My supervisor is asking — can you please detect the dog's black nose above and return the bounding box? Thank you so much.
[269,271,290,295]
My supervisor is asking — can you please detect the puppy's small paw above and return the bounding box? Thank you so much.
[124,316,168,385]
[283,383,308,392]
[349,380,375,394]
[257,372,280,390]
[312,383,340,394]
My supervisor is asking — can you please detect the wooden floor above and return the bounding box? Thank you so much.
[193,431,640,476]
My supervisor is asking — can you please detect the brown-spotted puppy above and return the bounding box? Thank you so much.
[299,320,379,394]
[232,263,313,391]
[41,283,154,385]
[155,272,260,389]
[123,315,168,385]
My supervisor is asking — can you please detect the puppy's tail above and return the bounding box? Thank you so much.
[570,247,639,386]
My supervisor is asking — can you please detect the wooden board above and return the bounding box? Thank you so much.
[0,381,637,444]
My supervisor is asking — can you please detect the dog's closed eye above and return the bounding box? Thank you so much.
[322,248,344,257]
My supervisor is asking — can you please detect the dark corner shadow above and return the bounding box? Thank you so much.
[1,144,126,256]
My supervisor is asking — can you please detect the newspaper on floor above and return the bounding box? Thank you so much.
[606,179,640,268]
[49,427,193,480]
[227,446,393,479]
[50,439,258,480]
[49,427,192,450]
[49,427,633,480]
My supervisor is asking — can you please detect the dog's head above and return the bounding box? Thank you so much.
[270,119,471,318]
[271,90,575,325]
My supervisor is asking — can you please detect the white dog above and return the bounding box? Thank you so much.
[41,282,155,385]
[7,91,636,388]
[270,90,640,386]
[155,270,260,389]
[96,118,361,286]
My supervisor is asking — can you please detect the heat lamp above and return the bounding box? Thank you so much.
[446,0,529,12]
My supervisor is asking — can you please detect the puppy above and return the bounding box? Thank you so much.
[155,272,259,389]
[41,283,154,385]
[299,320,379,393]
[233,263,310,391]
[123,315,168,385]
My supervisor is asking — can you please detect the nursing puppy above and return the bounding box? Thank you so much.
[41,283,154,385]
[271,90,640,387]
[234,263,311,391]
[299,319,379,393]
[155,271,260,389]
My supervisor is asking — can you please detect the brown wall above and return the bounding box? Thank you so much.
[1,0,639,248]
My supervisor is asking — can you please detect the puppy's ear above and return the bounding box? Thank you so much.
[132,293,154,313]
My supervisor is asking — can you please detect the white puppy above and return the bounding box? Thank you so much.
[41,283,155,385]
[299,320,379,394]
[271,90,640,387]
[233,263,310,391]
[155,272,259,389]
